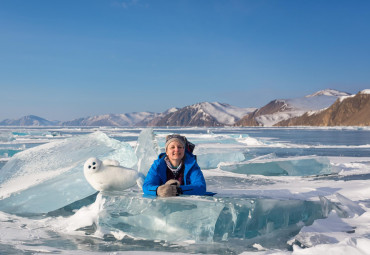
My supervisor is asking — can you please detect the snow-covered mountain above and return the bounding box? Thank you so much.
[149,102,256,127]
[236,89,351,127]
[1,89,366,127]
[138,107,179,126]
[0,115,59,126]
[276,90,370,126]
[0,102,254,127]
[61,112,159,127]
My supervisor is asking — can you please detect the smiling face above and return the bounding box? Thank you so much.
[166,140,185,167]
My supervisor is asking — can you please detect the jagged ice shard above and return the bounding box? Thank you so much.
[0,131,137,215]
[134,128,160,176]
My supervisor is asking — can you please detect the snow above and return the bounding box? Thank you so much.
[256,111,306,127]
[305,89,350,98]
[165,107,179,113]
[360,89,370,94]
[65,112,159,126]
[194,102,256,125]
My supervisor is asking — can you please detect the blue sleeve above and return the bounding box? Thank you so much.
[142,160,163,196]
[180,162,206,196]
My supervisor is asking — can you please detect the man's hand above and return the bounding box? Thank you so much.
[165,179,180,187]
[157,180,180,197]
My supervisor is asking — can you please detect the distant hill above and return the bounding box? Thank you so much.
[0,115,59,126]
[235,89,350,127]
[61,112,159,127]
[139,107,179,126]
[148,102,256,127]
[275,90,370,126]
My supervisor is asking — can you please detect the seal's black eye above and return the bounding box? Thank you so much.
[88,165,91,169]
[93,162,96,165]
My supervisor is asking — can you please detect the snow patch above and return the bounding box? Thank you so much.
[305,89,351,98]
[192,102,255,125]
[360,89,370,95]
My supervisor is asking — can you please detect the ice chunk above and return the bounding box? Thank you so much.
[0,131,15,142]
[99,194,224,242]
[134,128,160,176]
[213,198,325,248]
[197,152,246,169]
[218,156,332,176]
[290,212,354,248]
[319,196,349,218]
[91,192,326,249]
[194,144,247,169]
[291,194,364,248]
[236,135,266,146]
[0,131,137,215]
[335,193,366,217]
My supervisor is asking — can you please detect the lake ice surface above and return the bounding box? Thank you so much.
[0,126,370,254]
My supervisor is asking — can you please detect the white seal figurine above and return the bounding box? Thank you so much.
[83,157,143,192]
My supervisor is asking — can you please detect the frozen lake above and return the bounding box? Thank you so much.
[0,126,370,254]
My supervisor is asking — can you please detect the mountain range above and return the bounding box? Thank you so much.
[275,90,370,126]
[0,115,59,126]
[1,89,369,127]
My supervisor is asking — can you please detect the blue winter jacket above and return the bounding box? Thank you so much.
[142,152,206,196]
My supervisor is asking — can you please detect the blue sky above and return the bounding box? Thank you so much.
[1,0,369,121]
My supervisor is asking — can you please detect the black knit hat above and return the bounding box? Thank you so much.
[165,134,186,151]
